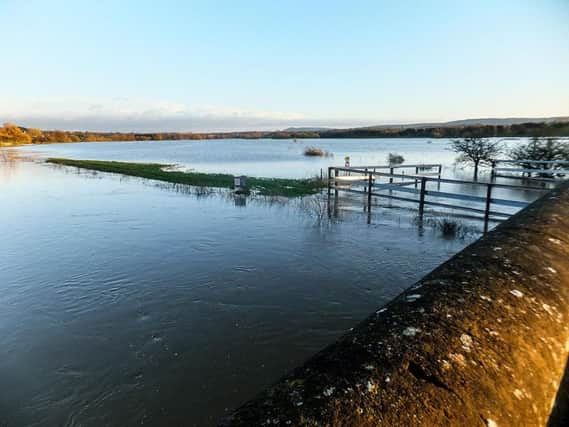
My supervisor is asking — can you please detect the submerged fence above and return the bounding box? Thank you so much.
[327,164,549,229]
[491,159,569,182]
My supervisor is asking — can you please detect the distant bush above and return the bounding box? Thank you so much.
[387,152,405,165]
[304,147,332,157]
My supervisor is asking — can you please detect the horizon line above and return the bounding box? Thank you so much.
[4,114,569,134]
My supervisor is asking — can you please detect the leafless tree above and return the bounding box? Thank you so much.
[451,137,502,180]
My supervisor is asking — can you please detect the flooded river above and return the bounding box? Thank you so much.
[0,138,537,425]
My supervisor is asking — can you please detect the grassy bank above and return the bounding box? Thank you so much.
[47,158,325,197]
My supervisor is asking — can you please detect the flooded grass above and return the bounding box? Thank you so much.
[413,214,480,239]
[299,194,332,226]
[426,216,479,239]
[435,217,461,237]
[47,158,326,197]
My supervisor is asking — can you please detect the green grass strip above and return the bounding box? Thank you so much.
[47,158,325,197]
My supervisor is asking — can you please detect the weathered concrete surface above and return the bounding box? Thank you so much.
[221,183,569,427]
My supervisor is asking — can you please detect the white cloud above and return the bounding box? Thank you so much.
[0,98,327,132]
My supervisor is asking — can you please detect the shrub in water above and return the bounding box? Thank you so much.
[387,153,405,165]
[304,147,332,157]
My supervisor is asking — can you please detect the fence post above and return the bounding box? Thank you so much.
[368,173,372,206]
[490,161,496,182]
[334,168,339,198]
[415,166,419,188]
[419,177,427,217]
[327,167,332,197]
[484,183,493,233]
[389,167,394,184]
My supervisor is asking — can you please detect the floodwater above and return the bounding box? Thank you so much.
[0,138,544,426]
[15,137,461,178]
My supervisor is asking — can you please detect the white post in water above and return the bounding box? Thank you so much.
[234,176,247,192]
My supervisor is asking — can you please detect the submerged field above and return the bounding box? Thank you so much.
[47,158,326,197]
[1,144,476,426]
[5,137,543,426]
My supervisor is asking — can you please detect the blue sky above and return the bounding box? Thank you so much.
[1,0,568,131]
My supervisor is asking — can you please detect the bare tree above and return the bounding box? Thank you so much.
[451,137,502,180]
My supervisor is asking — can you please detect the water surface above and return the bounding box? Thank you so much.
[17,137,460,178]
[0,139,536,425]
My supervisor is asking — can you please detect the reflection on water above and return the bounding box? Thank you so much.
[0,149,23,183]
[0,141,533,426]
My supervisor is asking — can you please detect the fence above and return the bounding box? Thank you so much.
[491,159,569,182]
[328,165,549,230]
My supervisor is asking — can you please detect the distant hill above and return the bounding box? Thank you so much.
[442,116,569,126]
[284,117,569,133]
[283,127,333,132]
[358,116,569,130]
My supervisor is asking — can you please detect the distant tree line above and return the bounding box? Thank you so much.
[1,120,569,146]
[0,122,212,145]
[317,121,569,139]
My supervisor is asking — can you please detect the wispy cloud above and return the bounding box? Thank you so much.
[0,98,383,132]
[0,98,352,132]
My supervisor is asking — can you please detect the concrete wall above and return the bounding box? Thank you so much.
[221,183,569,426]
